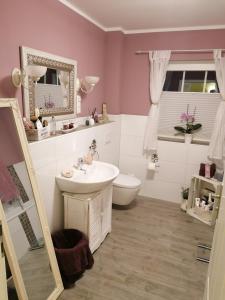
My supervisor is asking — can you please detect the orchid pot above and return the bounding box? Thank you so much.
[184,133,193,144]
[174,105,202,142]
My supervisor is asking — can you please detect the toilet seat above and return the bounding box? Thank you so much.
[113,174,141,189]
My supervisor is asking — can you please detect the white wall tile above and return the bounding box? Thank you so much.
[121,114,147,136]
[29,113,210,231]
[158,141,187,163]
[119,114,209,204]
[29,138,56,170]
[119,155,148,181]
[187,144,209,165]
[30,120,120,231]
[140,180,182,203]
[149,161,186,184]
[184,164,202,186]
[120,134,144,157]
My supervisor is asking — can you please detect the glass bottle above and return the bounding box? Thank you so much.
[51,116,56,135]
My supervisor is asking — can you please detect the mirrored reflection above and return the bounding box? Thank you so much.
[5,255,19,300]
[0,107,56,299]
[35,68,70,110]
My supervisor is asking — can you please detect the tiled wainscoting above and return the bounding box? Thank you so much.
[29,114,209,230]
[119,114,209,203]
[29,117,121,232]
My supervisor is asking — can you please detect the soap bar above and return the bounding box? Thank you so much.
[61,169,74,178]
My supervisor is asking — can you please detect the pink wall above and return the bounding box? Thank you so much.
[0,0,106,116]
[117,29,225,115]
[1,0,225,118]
[104,31,124,114]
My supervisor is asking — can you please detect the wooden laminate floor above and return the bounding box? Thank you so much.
[59,197,213,300]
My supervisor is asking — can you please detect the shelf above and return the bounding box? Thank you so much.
[187,175,222,226]
[28,121,114,144]
[188,207,213,226]
[193,174,223,186]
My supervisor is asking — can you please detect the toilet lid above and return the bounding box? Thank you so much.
[113,174,141,188]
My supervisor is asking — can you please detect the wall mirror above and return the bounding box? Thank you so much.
[0,98,63,299]
[21,46,77,118]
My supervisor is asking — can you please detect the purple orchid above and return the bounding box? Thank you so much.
[174,105,201,134]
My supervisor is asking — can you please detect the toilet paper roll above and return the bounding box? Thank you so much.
[148,162,156,170]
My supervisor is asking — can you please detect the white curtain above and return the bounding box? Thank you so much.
[143,50,171,152]
[208,50,225,167]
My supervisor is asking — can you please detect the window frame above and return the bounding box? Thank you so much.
[159,61,220,144]
[165,61,219,94]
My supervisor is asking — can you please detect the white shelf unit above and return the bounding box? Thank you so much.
[63,185,112,253]
[187,175,222,226]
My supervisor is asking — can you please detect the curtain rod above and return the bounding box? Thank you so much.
[135,49,225,54]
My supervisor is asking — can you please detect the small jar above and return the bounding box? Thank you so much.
[62,121,69,130]
[89,118,95,126]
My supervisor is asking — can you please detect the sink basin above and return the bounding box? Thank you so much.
[56,161,119,194]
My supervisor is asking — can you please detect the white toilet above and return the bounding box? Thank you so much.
[112,174,141,205]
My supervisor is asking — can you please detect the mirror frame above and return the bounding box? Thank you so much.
[0,98,64,299]
[21,46,77,118]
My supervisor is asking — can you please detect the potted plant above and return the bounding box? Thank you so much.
[174,105,202,143]
[181,187,189,211]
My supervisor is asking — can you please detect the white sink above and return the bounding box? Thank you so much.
[56,161,119,194]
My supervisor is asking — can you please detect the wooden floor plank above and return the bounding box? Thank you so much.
[59,197,213,300]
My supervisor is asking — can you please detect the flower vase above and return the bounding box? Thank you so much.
[184,133,192,144]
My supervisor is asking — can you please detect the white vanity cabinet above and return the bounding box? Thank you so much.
[63,185,112,253]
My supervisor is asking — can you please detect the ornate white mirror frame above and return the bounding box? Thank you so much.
[0,98,64,299]
[21,47,77,118]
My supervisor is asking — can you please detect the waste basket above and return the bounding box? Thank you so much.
[52,229,94,288]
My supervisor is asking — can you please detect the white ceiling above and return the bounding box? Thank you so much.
[59,0,225,33]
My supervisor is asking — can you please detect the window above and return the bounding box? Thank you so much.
[159,62,221,142]
[163,70,219,93]
[37,68,61,85]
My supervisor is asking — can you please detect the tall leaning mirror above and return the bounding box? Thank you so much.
[0,98,63,299]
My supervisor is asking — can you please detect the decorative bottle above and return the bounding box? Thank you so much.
[51,116,56,135]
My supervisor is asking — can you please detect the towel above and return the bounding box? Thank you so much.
[0,160,19,203]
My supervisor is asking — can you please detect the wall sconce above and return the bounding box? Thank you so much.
[11,65,47,87]
[76,76,100,94]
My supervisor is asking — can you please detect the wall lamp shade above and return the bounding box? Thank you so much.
[11,65,47,87]
[76,76,100,94]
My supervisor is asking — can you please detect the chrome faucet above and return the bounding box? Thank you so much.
[75,157,86,173]
[89,139,99,160]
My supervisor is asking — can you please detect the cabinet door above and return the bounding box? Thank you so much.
[64,195,89,235]
[89,218,101,253]
[101,186,112,240]
[89,195,102,253]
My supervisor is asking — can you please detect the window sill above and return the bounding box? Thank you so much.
[158,134,209,145]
